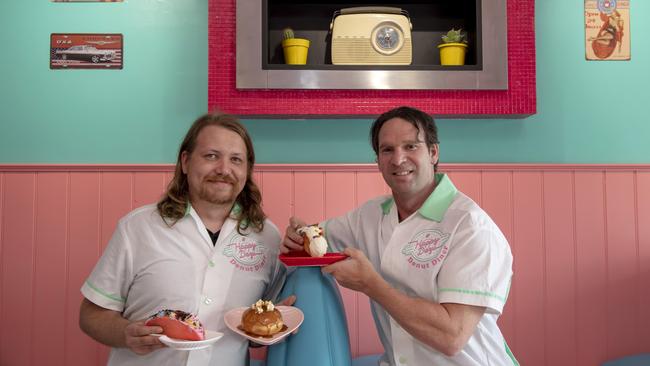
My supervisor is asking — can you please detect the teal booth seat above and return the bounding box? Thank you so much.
[266,267,352,366]
[602,354,650,366]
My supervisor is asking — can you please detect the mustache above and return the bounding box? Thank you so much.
[204,174,237,184]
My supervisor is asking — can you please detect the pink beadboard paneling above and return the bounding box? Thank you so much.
[1,164,650,366]
[98,173,133,364]
[293,172,325,225]
[1,173,35,366]
[323,172,358,354]
[542,172,577,366]
[637,172,650,351]
[605,172,639,360]
[480,172,515,346]
[133,172,166,209]
[100,173,133,251]
[574,172,608,366]
[512,172,545,366]
[355,171,388,202]
[260,172,293,234]
[353,171,387,356]
[324,172,356,218]
[0,173,3,363]
[32,173,68,366]
[66,173,105,366]
[447,171,482,205]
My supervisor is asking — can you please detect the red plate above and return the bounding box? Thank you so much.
[279,251,348,267]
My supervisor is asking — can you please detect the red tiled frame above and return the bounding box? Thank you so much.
[208,0,536,118]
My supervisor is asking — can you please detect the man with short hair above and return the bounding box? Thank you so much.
[80,112,289,366]
[282,106,517,365]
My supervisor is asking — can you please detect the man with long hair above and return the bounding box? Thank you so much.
[282,106,517,366]
[79,112,289,366]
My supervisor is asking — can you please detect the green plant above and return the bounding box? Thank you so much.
[441,28,467,44]
[282,27,295,41]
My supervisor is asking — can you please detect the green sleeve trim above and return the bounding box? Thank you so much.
[85,280,126,303]
[505,340,520,365]
[438,287,506,303]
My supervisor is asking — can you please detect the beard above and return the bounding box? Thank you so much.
[198,174,242,205]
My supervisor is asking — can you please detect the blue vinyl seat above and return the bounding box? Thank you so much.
[602,354,650,366]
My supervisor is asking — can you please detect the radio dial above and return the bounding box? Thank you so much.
[372,23,404,55]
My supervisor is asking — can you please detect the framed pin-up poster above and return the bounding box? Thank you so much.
[50,33,123,69]
[585,0,631,60]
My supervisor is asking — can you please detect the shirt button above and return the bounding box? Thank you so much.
[204,297,213,305]
[208,260,215,267]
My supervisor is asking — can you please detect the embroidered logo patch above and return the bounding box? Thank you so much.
[401,229,450,269]
[223,235,267,272]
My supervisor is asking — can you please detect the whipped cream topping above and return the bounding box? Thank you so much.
[251,299,275,314]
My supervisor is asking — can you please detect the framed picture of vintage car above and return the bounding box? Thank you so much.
[50,33,123,69]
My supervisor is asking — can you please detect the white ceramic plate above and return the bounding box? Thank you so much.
[224,305,304,346]
[156,330,224,351]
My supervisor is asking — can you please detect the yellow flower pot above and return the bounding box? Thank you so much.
[282,38,310,65]
[438,43,468,66]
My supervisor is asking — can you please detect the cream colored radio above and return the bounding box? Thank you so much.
[330,7,412,65]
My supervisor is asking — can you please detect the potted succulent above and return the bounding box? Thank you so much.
[437,28,468,66]
[281,27,310,65]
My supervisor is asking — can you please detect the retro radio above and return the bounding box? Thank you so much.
[330,7,412,65]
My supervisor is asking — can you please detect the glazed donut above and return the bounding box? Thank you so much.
[145,309,205,341]
[240,300,284,336]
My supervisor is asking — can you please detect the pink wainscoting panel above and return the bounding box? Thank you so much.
[605,172,639,360]
[636,172,650,349]
[1,173,36,366]
[0,174,3,363]
[353,171,387,356]
[1,164,650,366]
[574,172,608,366]
[66,173,106,366]
[323,172,358,354]
[512,172,545,366]
[98,173,133,364]
[638,172,650,351]
[259,172,293,235]
[100,173,133,252]
[133,172,166,209]
[32,173,68,366]
[480,172,515,346]
[542,172,577,366]
[354,171,388,204]
[447,171,482,205]
[293,172,325,225]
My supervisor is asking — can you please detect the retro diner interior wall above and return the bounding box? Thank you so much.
[0,0,649,164]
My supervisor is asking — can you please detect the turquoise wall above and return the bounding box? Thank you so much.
[1,1,649,164]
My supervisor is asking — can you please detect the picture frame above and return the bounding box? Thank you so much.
[50,33,123,70]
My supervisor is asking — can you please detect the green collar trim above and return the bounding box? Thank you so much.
[231,202,242,216]
[381,198,394,215]
[380,174,457,221]
[419,173,457,222]
[505,341,520,366]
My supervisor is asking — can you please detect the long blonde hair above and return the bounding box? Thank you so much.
[157,113,266,233]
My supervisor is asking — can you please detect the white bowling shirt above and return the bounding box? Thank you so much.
[82,203,285,366]
[323,174,517,366]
